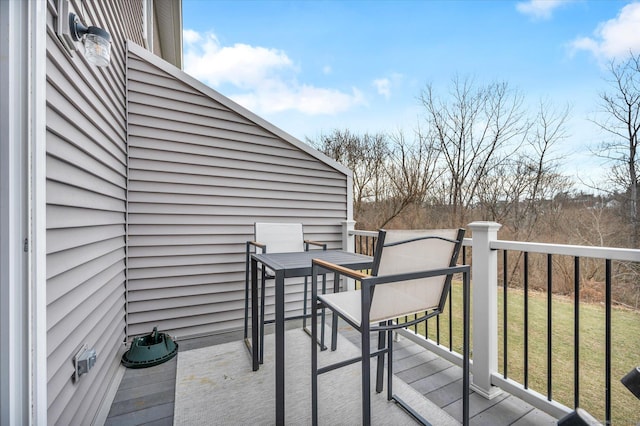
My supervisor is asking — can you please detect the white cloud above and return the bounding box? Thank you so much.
[373,78,391,99]
[569,2,640,60]
[183,29,201,44]
[231,85,364,115]
[182,29,365,115]
[516,0,571,20]
[184,32,294,88]
[372,74,403,99]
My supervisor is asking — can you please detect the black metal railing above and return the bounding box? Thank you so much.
[354,232,377,257]
[498,247,636,425]
[350,228,639,424]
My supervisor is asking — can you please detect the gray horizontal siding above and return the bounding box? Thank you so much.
[126,43,348,339]
[45,1,143,424]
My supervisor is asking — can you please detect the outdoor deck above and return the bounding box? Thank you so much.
[105,321,558,425]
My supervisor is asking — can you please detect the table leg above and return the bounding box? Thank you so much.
[251,257,259,372]
[275,270,285,424]
[331,271,340,351]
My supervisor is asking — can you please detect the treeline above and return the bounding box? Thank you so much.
[310,76,573,242]
[307,65,640,309]
[311,125,638,307]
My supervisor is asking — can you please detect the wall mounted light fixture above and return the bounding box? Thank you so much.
[68,13,112,67]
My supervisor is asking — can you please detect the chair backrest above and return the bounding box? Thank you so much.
[368,228,465,323]
[254,222,305,253]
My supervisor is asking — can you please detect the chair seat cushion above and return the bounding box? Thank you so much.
[319,288,434,325]
[319,291,363,326]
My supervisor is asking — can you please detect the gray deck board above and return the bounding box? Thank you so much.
[461,395,535,425]
[118,363,176,390]
[106,357,177,423]
[394,348,439,372]
[425,378,468,407]
[511,408,558,425]
[108,388,176,417]
[140,417,175,426]
[104,402,174,426]
[111,377,175,404]
[105,323,559,425]
[396,357,455,384]
[410,365,465,395]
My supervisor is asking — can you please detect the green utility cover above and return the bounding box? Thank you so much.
[121,327,178,368]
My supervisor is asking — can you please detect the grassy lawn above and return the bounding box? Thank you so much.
[406,282,640,425]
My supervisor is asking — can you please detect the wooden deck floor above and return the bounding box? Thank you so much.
[105,322,558,425]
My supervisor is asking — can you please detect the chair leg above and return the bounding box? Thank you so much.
[259,266,266,364]
[243,246,250,341]
[361,322,371,425]
[303,276,309,329]
[375,323,385,393]
[330,272,338,351]
[304,273,328,351]
[311,275,319,426]
[387,325,393,401]
[320,274,327,350]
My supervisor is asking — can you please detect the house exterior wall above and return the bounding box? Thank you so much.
[41,0,349,421]
[45,1,144,424]
[126,43,351,339]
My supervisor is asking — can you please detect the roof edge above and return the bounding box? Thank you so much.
[126,41,351,178]
[153,0,183,69]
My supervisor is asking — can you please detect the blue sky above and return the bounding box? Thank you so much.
[182,0,640,183]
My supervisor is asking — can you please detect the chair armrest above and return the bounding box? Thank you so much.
[368,264,470,287]
[312,258,370,280]
[247,241,267,251]
[305,240,327,250]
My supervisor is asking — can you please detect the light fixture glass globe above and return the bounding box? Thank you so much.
[84,33,111,67]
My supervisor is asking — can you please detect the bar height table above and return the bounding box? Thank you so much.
[249,250,373,424]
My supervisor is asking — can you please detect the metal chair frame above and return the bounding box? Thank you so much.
[310,229,470,425]
[243,222,326,364]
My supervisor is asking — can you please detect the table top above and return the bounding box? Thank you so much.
[251,250,373,278]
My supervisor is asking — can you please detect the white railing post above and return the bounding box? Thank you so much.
[341,220,356,291]
[468,221,503,399]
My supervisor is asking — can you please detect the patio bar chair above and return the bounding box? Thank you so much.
[243,222,327,364]
[311,228,470,425]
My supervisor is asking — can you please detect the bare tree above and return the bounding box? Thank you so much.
[513,99,572,240]
[308,129,388,220]
[376,129,442,227]
[476,100,572,285]
[309,128,442,229]
[418,76,530,225]
[592,52,640,247]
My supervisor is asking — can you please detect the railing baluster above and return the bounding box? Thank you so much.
[459,246,465,350]
[425,315,429,340]
[605,259,612,425]
[547,253,553,401]
[503,249,508,379]
[574,256,580,408]
[448,282,453,351]
[524,252,529,389]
